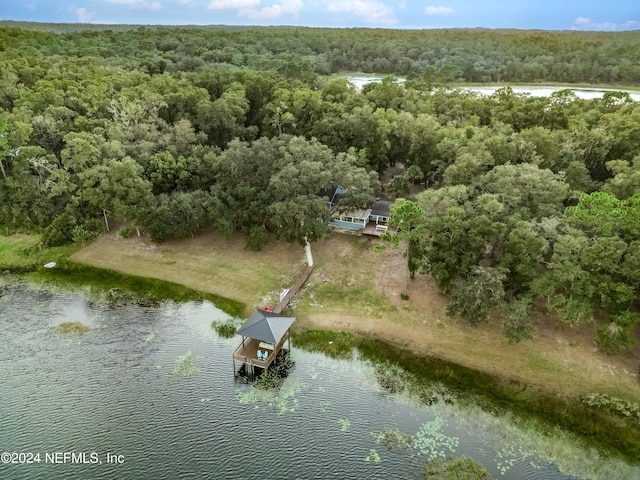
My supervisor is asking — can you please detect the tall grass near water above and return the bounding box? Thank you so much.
[292,329,640,470]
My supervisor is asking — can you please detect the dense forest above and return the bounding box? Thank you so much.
[3,22,640,83]
[1,24,639,352]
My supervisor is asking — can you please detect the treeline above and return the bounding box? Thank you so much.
[1,24,639,351]
[2,23,640,84]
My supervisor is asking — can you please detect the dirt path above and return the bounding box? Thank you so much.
[72,230,640,400]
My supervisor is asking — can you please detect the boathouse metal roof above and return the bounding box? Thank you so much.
[236,309,296,344]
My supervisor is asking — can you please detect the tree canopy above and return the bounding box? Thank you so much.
[1,22,639,352]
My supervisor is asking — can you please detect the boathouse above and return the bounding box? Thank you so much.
[232,309,295,380]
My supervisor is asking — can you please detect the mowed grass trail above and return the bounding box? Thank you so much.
[70,230,306,312]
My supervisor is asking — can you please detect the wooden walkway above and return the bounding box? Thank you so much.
[233,264,313,381]
[272,265,314,313]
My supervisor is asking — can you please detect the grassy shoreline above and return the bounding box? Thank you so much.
[2,233,639,465]
[293,329,640,464]
[0,235,245,317]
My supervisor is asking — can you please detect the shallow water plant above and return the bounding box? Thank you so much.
[582,393,640,424]
[412,417,459,461]
[292,330,354,359]
[374,428,412,450]
[253,350,295,390]
[236,379,304,415]
[211,320,238,339]
[338,418,351,432]
[375,362,408,395]
[364,448,381,463]
[424,457,488,480]
[51,321,91,335]
[172,351,198,377]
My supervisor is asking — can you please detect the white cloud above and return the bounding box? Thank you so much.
[327,0,398,25]
[425,5,453,15]
[71,7,95,22]
[208,0,260,10]
[239,0,304,20]
[573,16,633,31]
[179,0,193,4]
[103,0,165,10]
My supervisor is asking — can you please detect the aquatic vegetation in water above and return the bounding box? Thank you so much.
[338,418,351,432]
[51,321,91,335]
[582,393,640,424]
[460,405,638,480]
[211,320,238,339]
[236,380,305,415]
[292,330,355,359]
[373,428,412,450]
[253,350,295,390]
[370,421,456,464]
[200,397,211,403]
[172,351,199,377]
[108,287,135,304]
[375,362,407,395]
[144,332,156,343]
[424,457,488,479]
[495,443,537,476]
[412,417,459,461]
[364,449,381,463]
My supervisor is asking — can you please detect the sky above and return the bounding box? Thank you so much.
[1,0,639,31]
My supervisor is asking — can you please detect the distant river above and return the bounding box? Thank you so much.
[343,75,640,101]
[0,280,637,479]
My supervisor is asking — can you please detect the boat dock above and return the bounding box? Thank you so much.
[232,263,314,381]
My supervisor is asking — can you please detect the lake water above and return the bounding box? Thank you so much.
[0,281,636,479]
[343,75,640,101]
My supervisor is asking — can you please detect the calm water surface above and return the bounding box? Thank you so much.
[343,75,640,101]
[0,282,632,479]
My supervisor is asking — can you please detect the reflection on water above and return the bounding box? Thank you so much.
[0,281,636,479]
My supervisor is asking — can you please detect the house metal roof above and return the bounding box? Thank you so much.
[235,309,296,344]
[371,199,393,217]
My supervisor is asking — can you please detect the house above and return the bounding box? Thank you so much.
[323,186,393,236]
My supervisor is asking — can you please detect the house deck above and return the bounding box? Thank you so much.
[361,221,392,236]
[233,331,291,380]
